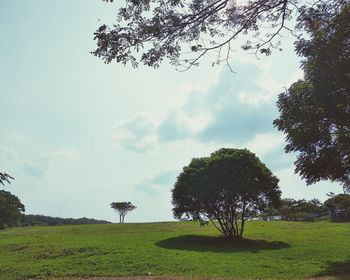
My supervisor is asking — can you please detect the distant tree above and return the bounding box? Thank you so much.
[110,202,136,223]
[324,194,350,221]
[172,148,281,240]
[19,215,112,227]
[274,3,350,193]
[259,205,281,221]
[0,172,14,186]
[0,190,25,230]
[278,198,324,221]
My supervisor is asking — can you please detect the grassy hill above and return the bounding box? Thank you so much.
[0,221,349,280]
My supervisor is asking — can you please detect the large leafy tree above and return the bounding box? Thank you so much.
[172,148,281,240]
[274,3,350,193]
[0,190,25,230]
[93,0,347,70]
[110,201,137,223]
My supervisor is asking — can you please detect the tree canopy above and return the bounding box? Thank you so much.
[325,194,350,210]
[172,148,281,240]
[93,0,347,70]
[274,3,350,193]
[0,190,25,230]
[278,198,324,221]
[110,201,137,223]
[324,193,350,220]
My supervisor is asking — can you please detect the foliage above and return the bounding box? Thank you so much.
[324,194,350,221]
[19,214,111,227]
[278,198,325,221]
[0,221,350,279]
[0,190,25,230]
[110,201,136,223]
[93,0,347,70]
[172,148,281,239]
[0,172,14,186]
[258,205,281,221]
[260,198,337,221]
[274,2,350,192]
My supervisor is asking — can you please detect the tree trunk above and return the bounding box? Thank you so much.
[217,218,240,240]
[239,218,245,237]
[218,216,245,241]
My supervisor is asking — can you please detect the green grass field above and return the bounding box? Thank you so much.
[0,221,349,280]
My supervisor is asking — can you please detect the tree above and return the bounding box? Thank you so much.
[259,205,281,221]
[324,193,350,220]
[172,148,281,240]
[19,215,112,227]
[93,0,346,70]
[0,172,14,186]
[277,198,324,221]
[110,202,136,223]
[274,3,350,193]
[0,190,25,230]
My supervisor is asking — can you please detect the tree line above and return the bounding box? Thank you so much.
[260,195,350,222]
[0,212,111,229]
[20,215,111,227]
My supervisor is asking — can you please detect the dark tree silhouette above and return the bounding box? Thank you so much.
[0,190,25,230]
[274,3,350,193]
[324,194,350,220]
[110,202,137,223]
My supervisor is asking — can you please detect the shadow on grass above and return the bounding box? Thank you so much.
[315,258,350,280]
[330,219,350,223]
[156,235,289,253]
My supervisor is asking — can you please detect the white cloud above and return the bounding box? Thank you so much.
[286,69,304,85]
[245,133,285,156]
[0,146,17,161]
[157,113,189,142]
[113,62,282,151]
[135,169,179,194]
[112,114,158,152]
[276,166,344,200]
[21,149,78,177]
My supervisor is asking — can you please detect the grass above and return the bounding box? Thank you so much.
[0,221,349,280]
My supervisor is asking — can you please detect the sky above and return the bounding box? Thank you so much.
[0,0,343,223]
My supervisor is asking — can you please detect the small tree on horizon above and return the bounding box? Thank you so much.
[110,202,136,223]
